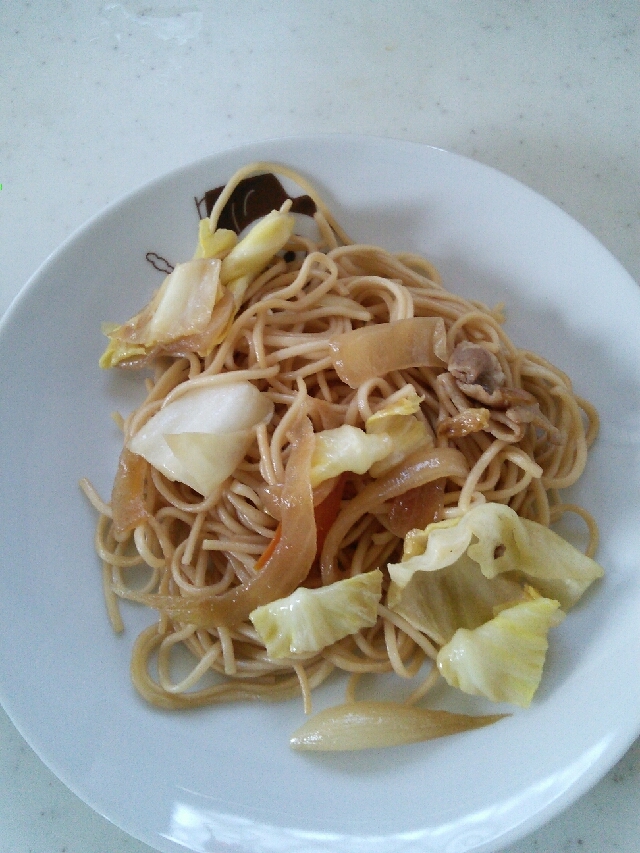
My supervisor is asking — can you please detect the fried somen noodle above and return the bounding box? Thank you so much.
[82,162,599,739]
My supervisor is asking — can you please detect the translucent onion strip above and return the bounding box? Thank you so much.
[329,317,448,388]
[320,446,468,583]
[289,701,505,751]
[128,415,317,628]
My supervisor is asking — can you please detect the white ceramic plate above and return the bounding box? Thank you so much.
[1,136,640,853]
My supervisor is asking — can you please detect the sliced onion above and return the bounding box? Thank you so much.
[289,701,505,751]
[320,446,468,584]
[136,416,317,628]
[111,448,150,536]
[386,479,445,537]
[329,317,447,388]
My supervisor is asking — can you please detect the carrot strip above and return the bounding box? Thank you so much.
[255,523,282,571]
[256,474,346,582]
[314,474,347,557]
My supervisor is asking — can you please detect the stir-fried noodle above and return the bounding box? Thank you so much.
[82,162,599,723]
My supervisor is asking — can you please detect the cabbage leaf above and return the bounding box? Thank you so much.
[387,554,528,646]
[193,222,237,260]
[365,390,432,477]
[127,381,273,496]
[436,597,565,707]
[101,210,294,368]
[388,502,603,611]
[100,257,223,367]
[250,569,383,659]
[309,389,435,488]
[309,425,392,488]
[220,209,294,305]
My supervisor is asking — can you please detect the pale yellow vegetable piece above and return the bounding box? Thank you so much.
[365,389,432,477]
[309,425,392,488]
[193,222,237,260]
[220,209,295,299]
[365,389,423,426]
[437,597,565,708]
[290,700,505,751]
[101,210,293,368]
[250,569,383,659]
[164,430,253,498]
[505,517,604,609]
[388,502,603,611]
[100,257,222,368]
[146,259,221,343]
[308,393,434,488]
[388,554,529,647]
[99,328,146,368]
[127,381,273,496]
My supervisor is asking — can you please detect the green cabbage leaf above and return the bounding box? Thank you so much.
[388,502,603,611]
[250,569,383,659]
[436,597,565,707]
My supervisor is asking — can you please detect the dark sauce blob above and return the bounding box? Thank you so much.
[194,172,317,234]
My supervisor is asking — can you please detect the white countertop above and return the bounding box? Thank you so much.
[1,3,639,852]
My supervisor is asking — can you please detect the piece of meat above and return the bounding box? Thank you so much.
[444,341,564,445]
[504,404,564,445]
[448,341,506,404]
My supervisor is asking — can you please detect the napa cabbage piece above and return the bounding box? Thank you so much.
[388,502,604,611]
[193,222,237,260]
[365,389,432,477]
[100,258,226,367]
[436,597,565,707]
[365,388,423,426]
[309,425,392,488]
[250,569,383,659]
[127,381,273,496]
[309,390,433,488]
[219,209,295,305]
[100,210,294,368]
[163,431,253,497]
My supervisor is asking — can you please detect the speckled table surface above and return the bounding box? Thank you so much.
[1,3,639,852]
